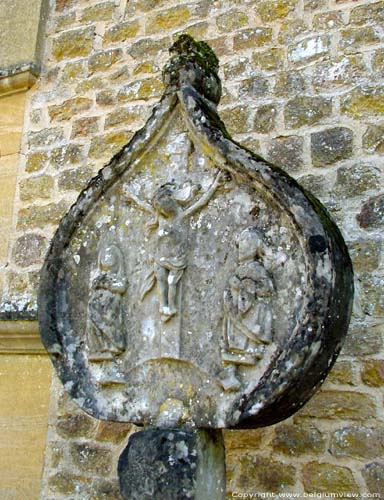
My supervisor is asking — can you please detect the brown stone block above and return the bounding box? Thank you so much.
[145,5,193,35]
[233,27,273,51]
[103,20,140,45]
[128,37,170,60]
[238,455,296,492]
[272,423,326,455]
[57,413,97,439]
[25,151,49,173]
[362,462,384,497]
[330,425,384,459]
[71,116,99,139]
[284,96,332,129]
[89,130,133,159]
[89,48,123,74]
[313,11,345,30]
[70,442,112,475]
[105,107,143,129]
[348,239,382,273]
[362,360,384,387]
[255,0,296,22]
[312,55,365,90]
[58,165,93,192]
[50,144,84,168]
[48,97,93,122]
[303,461,358,494]
[95,421,132,443]
[52,27,95,61]
[327,360,355,386]
[220,106,252,135]
[253,48,285,72]
[224,429,266,450]
[341,85,384,119]
[274,71,307,96]
[340,27,380,54]
[216,10,248,32]
[17,200,70,230]
[12,233,48,267]
[267,135,304,173]
[298,390,377,420]
[81,1,115,23]
[117,78,163,102]
[253,104,277,133]
[19,174,54,201]
[357,194,384,229]
[350,1,384,26]
[48,471,90,496]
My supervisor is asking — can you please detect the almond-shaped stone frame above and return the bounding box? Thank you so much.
[38,36,353,429]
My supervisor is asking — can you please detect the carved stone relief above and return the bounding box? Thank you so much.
[38,36,353,430]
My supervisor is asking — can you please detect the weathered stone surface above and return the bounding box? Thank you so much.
[58,166,93,192]
[288,35,329,64]
[117,78,163,102]
[239,76,269,98]
[330,426,384,459]
[224,428,265,450]
[88,130,133,158]
[76,77,104,93]
[48,98,93,122]
[145,6,193,34]
[28,127,64,148]
[278,19,308,44]
[60,60,88,83]
[298,390,376,420]
[12,234,47,267]
[222,58,249,81]
[238,455,296,492]
[274,71,307,96]
[103,21,140,45]
[298,174,330,199]
[362,360,384,387]
[311,127,353,167]
[50,144,84,168]
[216,10,248,32]
[255,0,296,22]
[17,200,69,230]
[56,413,96,438]
[253,48,285,71]
[221,105,252,134]
[302,462,358,493]
[128,38,170,60]
[70,442,112,475]
[341,86,384,119]
[25,152,49,173]
[81,2,115,23]
[357,194,384,229]
[327,360,355,386]
[373,49,384,79]
[312,56,365,90]
[19,175,54,201]
[359,273,384,316]
[362,462,384,497]
[6,271,28,293]
[253,104,277,133]
[304,0,326,10]
[95,421,132,443]
[90,480,124,500]
[363,123,384,153]
[335,163,380,197]
[313,10,345,30]
[89,49,122,73]
[350,1,384,25]
[96,90,116,106]
[71,116,99,139]
[267,135,304,172]
[105,107,142,129]
[284,96,332,129]
[340,27,380,54]
[48,471,90,495]
[133,61,159,76]
[272,423,325,455]
[173,21,209,41]
[233,28,272,51]
[52,27,94,61]
[348,239,382,273]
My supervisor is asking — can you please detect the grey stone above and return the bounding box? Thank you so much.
[267,135,304,173]
[357,194,384,229]
[311,127,353,167]
[12,233,47,267]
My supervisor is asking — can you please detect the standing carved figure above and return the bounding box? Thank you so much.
[87,243,127,361]
[220,227,274,391]
[125,170,224,322]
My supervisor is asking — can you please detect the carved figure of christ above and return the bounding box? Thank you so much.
[124,169,224,321]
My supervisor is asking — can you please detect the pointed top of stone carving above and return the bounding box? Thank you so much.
[163,34,222,104]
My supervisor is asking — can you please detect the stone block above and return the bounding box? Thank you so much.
[103,20,140,45]
[173,21,209,41]
[220,106,252,135]
[89,131,133,159]
[340,27,380,54]
[298,174,330,199]
[105,107,143,129]
[288,35,329,65]
[313,11,345,30]
[57,413,97,438]
[70,442,112,475]
[350,1,384,26]
[327,360,355,386]
[54,11,76,32]
[362,360,384,387]
[255,0,296,22]
[362,462,384,497]
[133,62,160,76]
[312,56,365,90]
[253,48,285,71]
[28,127,64,149]
[330,426,384,459]
[274,71,307,96]
[25,152,49,173]
[96,90,116,106]
[359,273,384,317]
[341,86,384,119]
[341,323,383,357]
[304,0,326,10]
[128,37,170,60]
[272,423,326,455]
[48,97,93,122]
[117,78,163,102]
[89,49,122,73]
[224,429,266,450]
[311,127,353,167]
[48,471,90,496]
[363,123,384,153]
[58,166,93,192]
[145,5,193,34]
[71,116,100,139]
[253,104,277,133]
[95,421,132,443]
[6,270,28,293]
[284,96,332,129]
[81,2,115,23]
[50,144,84,168]
[55,0,75,12]
[302,462,358,493]
[216,10,248,32]
[278,19,308,44]
[357,194,384,229]
[12,233,47,267]
[373,49,384,79]
[298,390,376,420]
[335,163,380,197]
[233,27,273,51]
[17,200,70,230]
[348,239,382,273]
[239,76,269,98]
[19,175,54,201]
[59,60,88,84]
[267,135,304,172]
[238,455,296,492]
[52,27,94,61]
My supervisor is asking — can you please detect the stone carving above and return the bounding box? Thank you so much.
[87,242,127,361]
[220,227,275,391]
[39,35,353,431]
[124,171,224,322]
